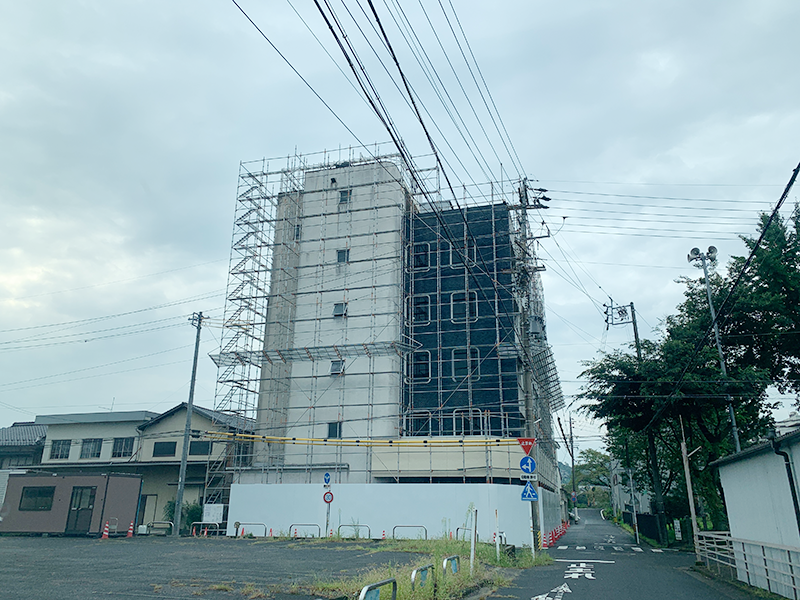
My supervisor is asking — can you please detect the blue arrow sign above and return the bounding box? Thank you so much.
[324,472,331,484]
[519,456,536,473]
[521,482,538,501]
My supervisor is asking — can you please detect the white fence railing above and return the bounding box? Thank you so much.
[697,532,800,599]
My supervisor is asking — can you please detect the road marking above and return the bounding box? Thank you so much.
[575,546,586,550]
[613,546,624,551]
[557,546,568,550]
[564,562,595,580]
[554,559,615,564]
[651,549,664,553]
[532,583,572,600]
[632,547,643,552]
[596,545,605,551]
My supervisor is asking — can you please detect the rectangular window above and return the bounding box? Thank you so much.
[451,291,478,322]
[49,439,71,460]
[337,249,350,263]
[449,241,476,268]
[80,438,102,459]
[189,441,211,456]
[452,347,480,381]
[294,223,301,241]
[152,441,177,458]
[19,486,55,511]
[112,437,134,458]
[328,422,342,439]
[333,302,348,317]
[339,189,351,204]
[330,360,345,375]
[411,243,430,270]
[406,351,431,382]
[409,294,430,325]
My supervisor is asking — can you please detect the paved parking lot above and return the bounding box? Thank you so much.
[0,536,422,599]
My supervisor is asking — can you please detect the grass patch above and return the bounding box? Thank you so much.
[208,583,235,592]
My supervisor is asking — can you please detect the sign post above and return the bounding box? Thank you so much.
[520,457,538,558]
[323,472,332,536]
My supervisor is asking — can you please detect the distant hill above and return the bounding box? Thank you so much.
[558,461,571,484]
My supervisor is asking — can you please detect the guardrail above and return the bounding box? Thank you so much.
[290,523,321,538]
[697,532,800,599]
[234,522,268,537]
[392,525,427,540]
[411,564,434,591]
[338,524,371,539]
[146,521,174,535]
[358,578,397,600]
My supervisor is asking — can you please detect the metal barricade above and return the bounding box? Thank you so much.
[358,578,397,600]
[338,524,371,539]
[234,522,268,537]
[191,521,220,536]
[289,523,321,538]
[392,525,428,540]
[146,521,174,535]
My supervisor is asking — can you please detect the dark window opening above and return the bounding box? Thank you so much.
[412,243,430,269]
[451,291,478,322]
[339,189,351,204]
[19,486,55,511]
[410,295,430,324]
[294,224,301,241]
[330,360,345,375]
[337,249,350,263]
[407,351,431,382]
[152,441,177,458]
[328,422,342,439]
[189,441,211,456]
[452,347,480,381]
[333,302,347,317]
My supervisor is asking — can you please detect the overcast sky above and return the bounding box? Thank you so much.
[1,1,798,463]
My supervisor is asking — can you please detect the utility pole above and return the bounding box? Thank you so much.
[626,443,640,545]
[605,300,667,544]
[680,417,700,562]
[570,416,577,522]
[687,247,741,453]
[174,311,204,537]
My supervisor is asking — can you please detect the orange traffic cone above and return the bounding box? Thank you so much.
[127,522,134,538]
[101,521,109,539]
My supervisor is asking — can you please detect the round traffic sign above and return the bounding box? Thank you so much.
[323,491,334,504]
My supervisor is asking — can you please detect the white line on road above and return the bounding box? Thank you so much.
[557,546,568,550]
[632,547,643,552]
[651,549,664,553]
[576,546,586,550]
[554,559,616,564]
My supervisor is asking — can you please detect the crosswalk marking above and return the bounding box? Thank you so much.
[551,545,660,554]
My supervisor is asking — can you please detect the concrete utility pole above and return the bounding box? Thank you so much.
[687,247,741,453]
[570,416,577,522]
[679,417,700,562]
[174,311,204,537]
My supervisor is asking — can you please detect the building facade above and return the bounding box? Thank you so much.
[210,150,565,544]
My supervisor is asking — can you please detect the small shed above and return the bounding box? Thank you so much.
[0,473,142,536]
[713,430,800,548]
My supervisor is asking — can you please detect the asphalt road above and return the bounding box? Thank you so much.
[0,536,420,599]
[493,508,760,600]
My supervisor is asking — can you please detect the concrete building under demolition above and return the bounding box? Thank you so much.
[206,148,565,546]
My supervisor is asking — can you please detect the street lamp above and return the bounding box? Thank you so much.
[687,246,741,453]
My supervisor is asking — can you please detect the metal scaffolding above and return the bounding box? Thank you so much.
[205,146,564,508]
